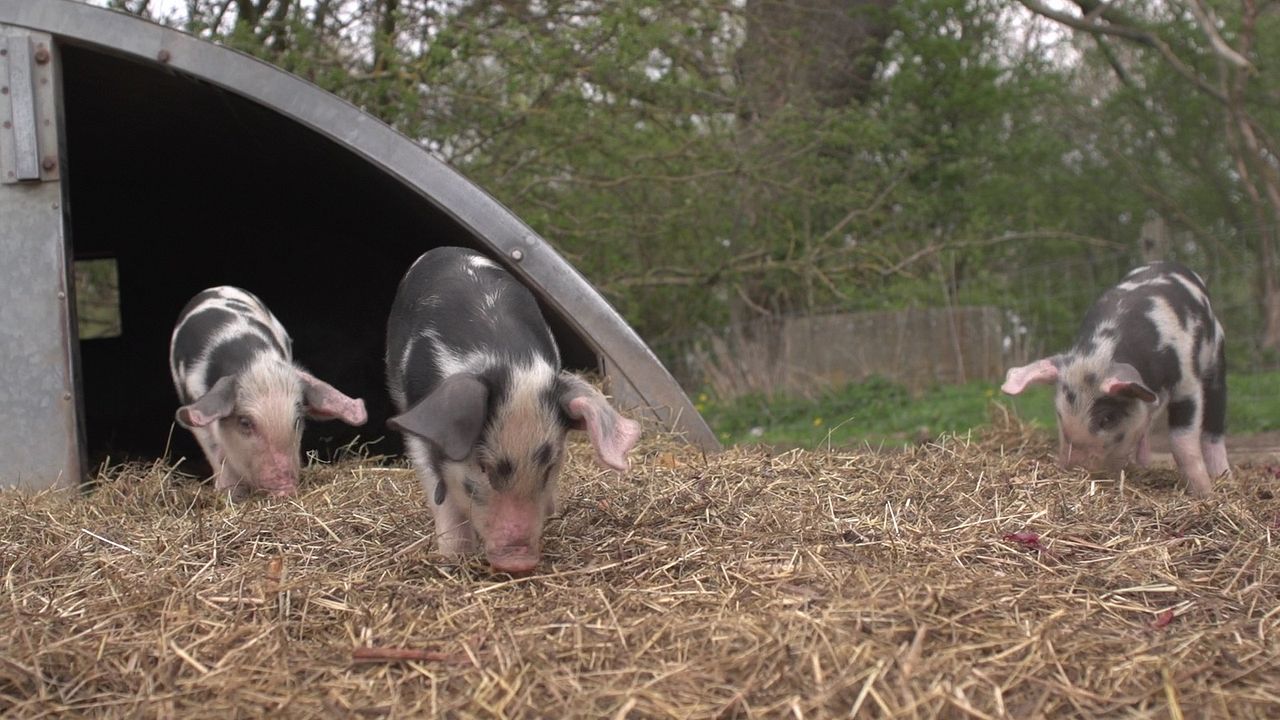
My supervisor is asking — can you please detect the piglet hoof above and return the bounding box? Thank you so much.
[1187,478,1214,499]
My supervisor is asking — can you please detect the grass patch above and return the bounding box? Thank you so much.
[1227,369,1280,432]
[699,370,1280,448]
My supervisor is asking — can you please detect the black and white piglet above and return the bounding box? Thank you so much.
[170,286,368,498]
[1002,261,1227,496]
[386,247,641,573]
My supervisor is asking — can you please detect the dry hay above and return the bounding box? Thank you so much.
[2,415,1278,718]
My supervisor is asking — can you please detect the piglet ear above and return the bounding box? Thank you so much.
[1001,357,1060,395]
[388,374,488,462]
[299,371,368,426]
[1101,363,1157,403]
[559,373,641,473]
[176,375,237,428]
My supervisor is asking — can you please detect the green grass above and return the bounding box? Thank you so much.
[1228,370,1280,433]
[698,370,1280,449]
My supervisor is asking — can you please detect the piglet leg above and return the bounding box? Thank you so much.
[1170,430,1213,498]
[192,430,247,501]
[1135,431,1151,468]
[432,494,478,557]
[1202,435,1230,478]
[1200,350,1229,479]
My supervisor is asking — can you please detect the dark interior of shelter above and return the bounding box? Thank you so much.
[60,44,596,476]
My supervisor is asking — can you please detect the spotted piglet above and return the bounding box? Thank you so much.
[385,247,641,574]
[170,287,368,499]
[1001,261,1227,497]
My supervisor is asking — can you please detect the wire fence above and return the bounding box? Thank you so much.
[972,241,1268,371]
[652,227,1276,398]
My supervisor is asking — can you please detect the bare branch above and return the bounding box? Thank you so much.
[1017,0,1228,103]
[815,171,907,246]
[1185,0,1255,71]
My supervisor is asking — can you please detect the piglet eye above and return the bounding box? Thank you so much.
[237,416,255,433]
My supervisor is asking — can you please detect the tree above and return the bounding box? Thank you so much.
[1019,0,1280,349]
[83,0,1161,355]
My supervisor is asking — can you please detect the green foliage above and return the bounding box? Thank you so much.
[89,0,1280,368]
[698,376,1048,448]
[1225,371,1280,434]
[702,371,1280,448]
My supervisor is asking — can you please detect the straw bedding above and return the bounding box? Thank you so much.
[2,414,1277,718]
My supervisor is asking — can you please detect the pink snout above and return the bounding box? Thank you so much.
[257,454,299,497]
[1057,443,1123,473]
[484,499,544,573]
[486,544,541,574]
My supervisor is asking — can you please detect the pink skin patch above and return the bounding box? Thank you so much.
[299,371,368,425]
[1170,432,1214,497]
[255,450,300,497]
[566,396,642,472]
[1100,378,1156,402]
[1202,437,1229,478]
[1058,437,1134,473]
[434,495,479,556]
[1001,359,1059,395]
[1058,441,1112,472]
[486,545,540,575]
[1136,432,1151,468]
[483,498,542,573]
[1057,414,1142,473]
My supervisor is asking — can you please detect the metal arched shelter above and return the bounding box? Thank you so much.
[0,0,718,490]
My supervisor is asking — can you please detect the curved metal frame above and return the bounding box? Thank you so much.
[0,0,718,452]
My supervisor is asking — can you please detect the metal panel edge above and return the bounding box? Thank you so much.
[0,23,79,490]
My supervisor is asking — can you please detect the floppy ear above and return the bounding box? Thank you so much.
[299,371,368,425]
[1001,357,1060,395]
[387,374,489,462]
[559,373,641,473]
[1100,363,1157,403]
[176,375,237,428]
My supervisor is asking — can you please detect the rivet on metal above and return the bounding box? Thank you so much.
[510,249,525,262]
[157,49,171,63]
[41,157,56,171]
[57,291,66,300]
[51,202,59,209]
[34,47,50,65]
[62,392,72,401]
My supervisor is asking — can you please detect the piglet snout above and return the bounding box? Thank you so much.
[487,545,540,575]
[1057,443,1123,474]
[258,453,300,497]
